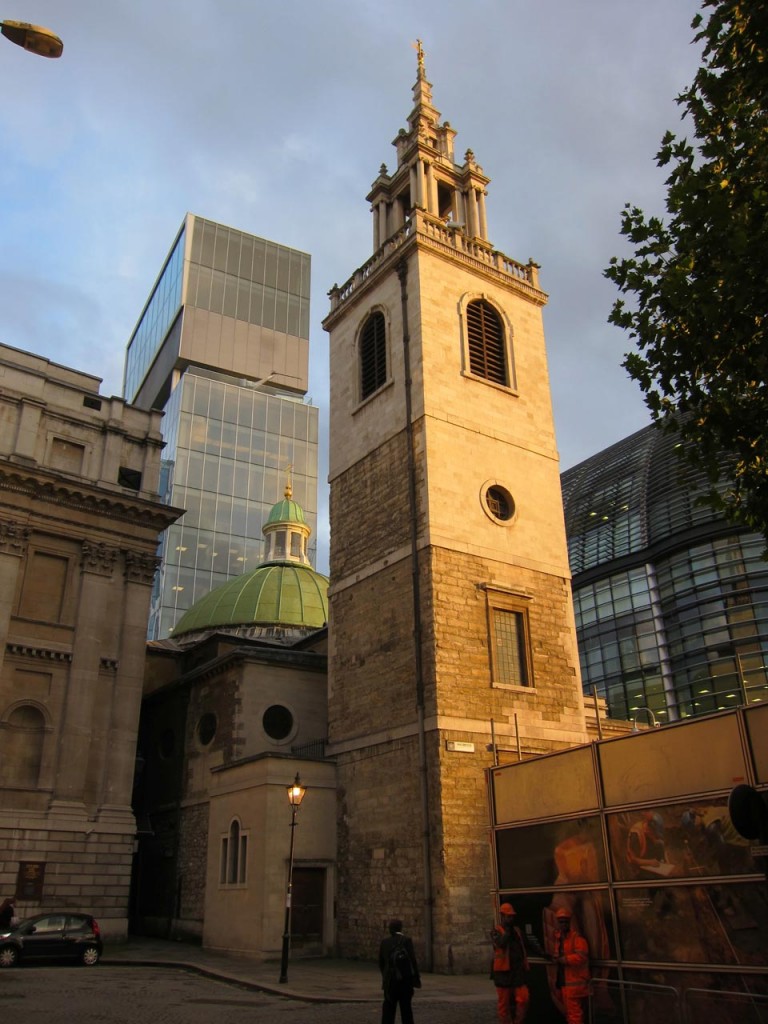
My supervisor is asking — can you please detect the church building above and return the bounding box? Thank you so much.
[133,482,334,956]
[324,45,588,971]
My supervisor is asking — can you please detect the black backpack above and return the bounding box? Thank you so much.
[389,939,413,983]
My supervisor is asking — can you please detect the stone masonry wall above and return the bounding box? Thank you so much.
[426,546,586,749]
[335,734,428,958]
[331,539,586,971]
[0,821,134,939]
[329,430,413,582]
[174,801,209,939]
[329,556,418,740]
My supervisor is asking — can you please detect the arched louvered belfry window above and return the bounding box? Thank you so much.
[466,299,507,386]
[360,310,387,400]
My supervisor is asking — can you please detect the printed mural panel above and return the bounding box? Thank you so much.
[496,815,607,890]
[492,744,598,825]
[745,702,768,784]
[607,797,757,883]
[590,969,768,1024]
[522,961,623,1024]
[499,888,616,964]
[599,714,746,806]
[616,882,768,967]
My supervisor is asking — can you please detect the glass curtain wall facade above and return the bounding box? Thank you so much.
[562,425,768,723]
[149,371,318,638]
[123,215,317,639]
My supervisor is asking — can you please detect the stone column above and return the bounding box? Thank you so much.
[379,202,389,246]
[452,189,465,229]
[466,189,478,238]
[425,161,437,216]
[50,542,119,816]
[478,189,488,241]
[372,202,380,251]
[416,159,427,210]
[99,550,159,821]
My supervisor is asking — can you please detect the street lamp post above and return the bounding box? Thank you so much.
[1,19,63,58]
[278,772,306,984]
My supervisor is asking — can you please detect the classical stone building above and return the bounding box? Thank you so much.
[0,343,180,938]
[323,49,588,971]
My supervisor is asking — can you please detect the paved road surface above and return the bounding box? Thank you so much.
[3,965,496,1024]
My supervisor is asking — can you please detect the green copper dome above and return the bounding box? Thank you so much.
[266,497,307,526]
[170,561,328,638]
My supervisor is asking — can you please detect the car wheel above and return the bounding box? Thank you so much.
[0,945,18,968]
[81,944,100,966]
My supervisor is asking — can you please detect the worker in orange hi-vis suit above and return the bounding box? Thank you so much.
[550,907,590,1024]
[490,902,529,1024]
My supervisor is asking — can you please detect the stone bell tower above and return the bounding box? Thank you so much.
[324,44,587,971]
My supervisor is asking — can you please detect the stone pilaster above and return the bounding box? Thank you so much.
[99,550,158,820]
[0,521,29,671]
[50,542,119,815]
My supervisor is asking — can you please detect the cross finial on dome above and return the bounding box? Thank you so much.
[284,463,293,500]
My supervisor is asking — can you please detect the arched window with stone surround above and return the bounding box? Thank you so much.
[466,299,509,386]
[0,704,46,787]
[359,310,387,401]
[220,817,248,885]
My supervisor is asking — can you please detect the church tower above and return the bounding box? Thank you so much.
[324,45,587,971]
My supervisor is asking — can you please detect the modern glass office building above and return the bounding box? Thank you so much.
[562,424,768,724]
[124,215,318,639]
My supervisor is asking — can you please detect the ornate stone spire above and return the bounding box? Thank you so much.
[366,43,491,251]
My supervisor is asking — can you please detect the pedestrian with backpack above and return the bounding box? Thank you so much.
[379,918,421,1024]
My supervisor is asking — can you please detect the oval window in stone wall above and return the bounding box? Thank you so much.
[481,481,516,524]
[263,704,294,741]
[197,712,217,746]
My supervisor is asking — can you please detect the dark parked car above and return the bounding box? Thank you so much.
[0,912,102,967]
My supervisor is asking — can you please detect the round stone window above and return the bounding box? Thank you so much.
[263,704,294,741]
[197,713,217,746]
[481,481,516,524]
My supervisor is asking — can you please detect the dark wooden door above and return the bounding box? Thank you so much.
[291,867,324,945]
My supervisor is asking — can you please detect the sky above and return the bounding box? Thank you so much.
[0,0,705,574]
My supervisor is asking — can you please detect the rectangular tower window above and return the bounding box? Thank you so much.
[484,589,533,688]
[492,609,529,686]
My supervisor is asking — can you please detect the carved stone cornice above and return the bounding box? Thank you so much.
[81,541,119,577]
[0,466,182,533]
[0,520,30,556]
[6,643,73,663]
[124,549,161,586]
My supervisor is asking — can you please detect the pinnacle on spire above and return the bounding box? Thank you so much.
[413,38,426,79]
[410,38,434,113]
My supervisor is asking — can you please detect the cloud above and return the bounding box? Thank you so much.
[0,0,706,570]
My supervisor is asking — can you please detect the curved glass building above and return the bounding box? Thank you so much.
[562,423,768,723]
